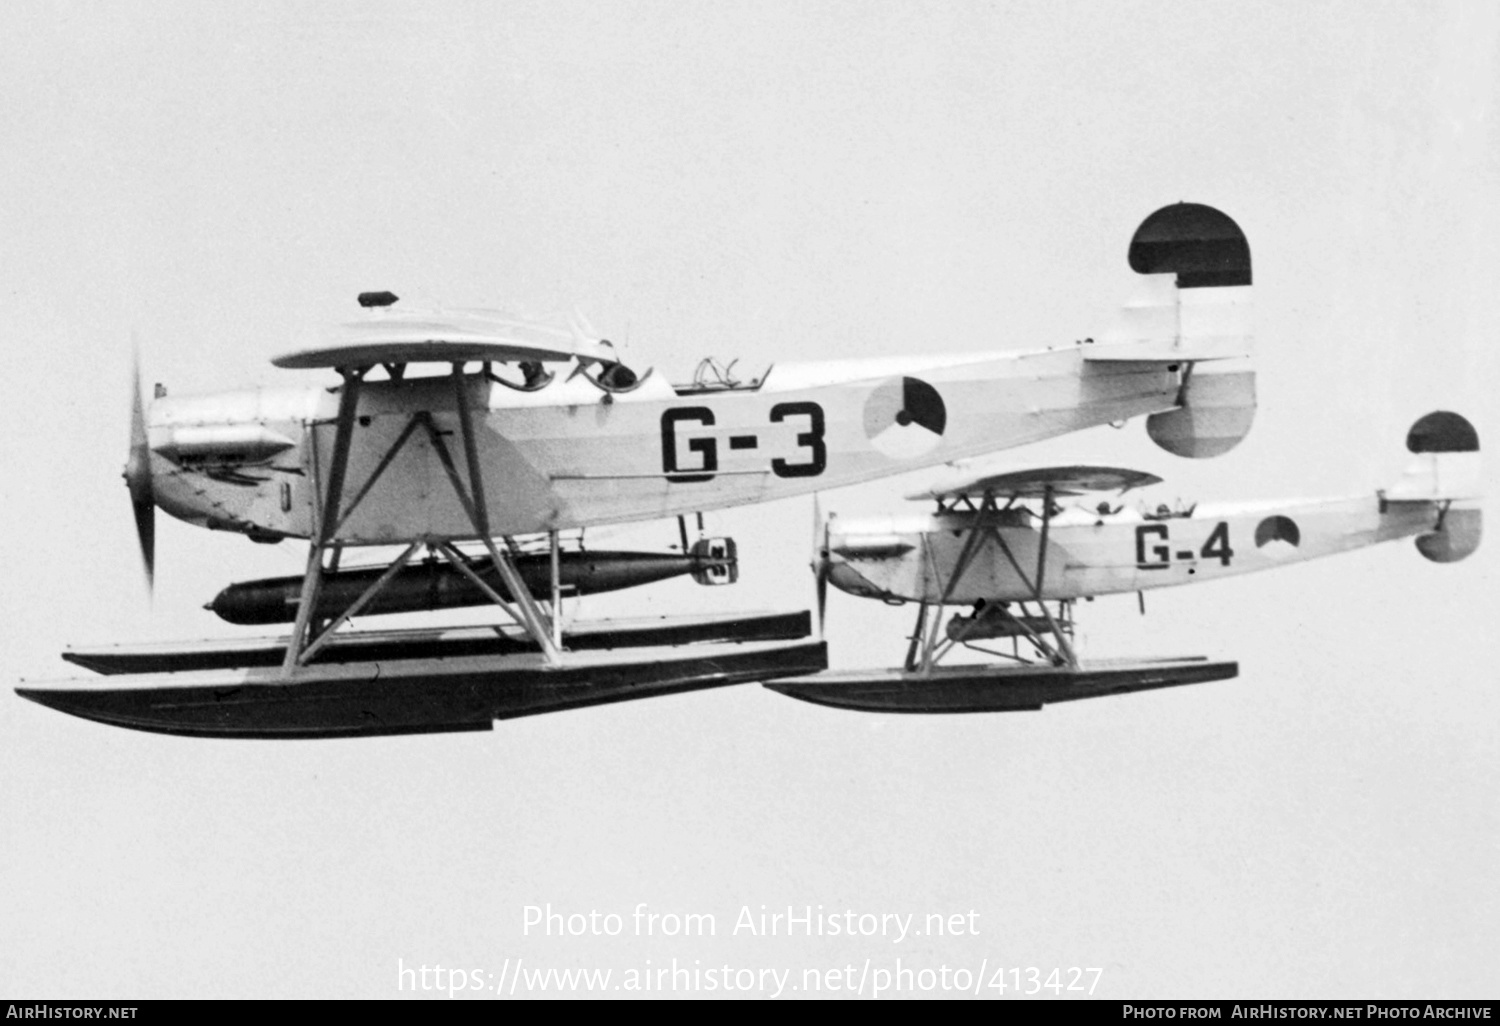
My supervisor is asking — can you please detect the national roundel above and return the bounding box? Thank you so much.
[863,376,947,459]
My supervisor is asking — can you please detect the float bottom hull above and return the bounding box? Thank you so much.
[765,657,1237,713]
[19,639,826,739]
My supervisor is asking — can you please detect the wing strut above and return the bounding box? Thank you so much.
[906,485,1078,675]
[282,367,367,675]
[549,529,563,649]
[446,365,561,663]
[279,363,564,676]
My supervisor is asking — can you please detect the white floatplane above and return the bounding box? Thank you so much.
[20,203,1262,737]
[769,412,1480,713]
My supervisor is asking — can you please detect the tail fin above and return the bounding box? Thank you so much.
[1090,203,1253,362]
[690,536,739,585]
[1382,411,1481,562]
[1088,203,1256,458]
[1384,411,1481,501]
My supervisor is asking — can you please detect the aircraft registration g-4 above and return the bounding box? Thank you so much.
[821,411,1481,605]
[768,412,1480,714]
[20,202,1266,738]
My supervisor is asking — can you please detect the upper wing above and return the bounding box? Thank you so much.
[272,307,617,369]
[906,464,1162,502]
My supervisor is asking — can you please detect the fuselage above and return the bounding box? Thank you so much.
[824,496,1468,603]
[146,346,1185,543]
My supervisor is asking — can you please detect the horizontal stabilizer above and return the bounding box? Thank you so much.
[1416,508,1481,563]
[1146,368,1256,459]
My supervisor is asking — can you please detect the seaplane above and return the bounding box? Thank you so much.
[17,202,1261,738]
[770,411,1480,713]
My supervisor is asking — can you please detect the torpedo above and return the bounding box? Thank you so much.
[208,540,736,625]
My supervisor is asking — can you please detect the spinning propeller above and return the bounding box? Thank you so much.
[123,350,155,592]
[811,494,830,634]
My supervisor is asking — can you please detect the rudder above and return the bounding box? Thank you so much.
[1383,411,1482,563]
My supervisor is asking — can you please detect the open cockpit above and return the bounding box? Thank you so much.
[669,357,773,396]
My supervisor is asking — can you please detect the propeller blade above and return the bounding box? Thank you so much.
[816,566,828,636]
[132,494,155,592]
[124,348,156,591]
[811,493,829,635]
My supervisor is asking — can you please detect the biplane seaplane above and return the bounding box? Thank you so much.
[770,411,1480,713]
[19,202,1260,738]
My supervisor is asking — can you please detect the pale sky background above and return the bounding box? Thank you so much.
[2,0,1496,1000]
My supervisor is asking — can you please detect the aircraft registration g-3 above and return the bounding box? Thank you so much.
[138,202,1254,550]
[19,202,1263,738]
[769,412,1480,713]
